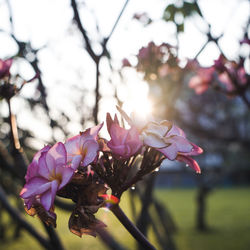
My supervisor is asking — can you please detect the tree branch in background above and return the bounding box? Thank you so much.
[0,186,53,250]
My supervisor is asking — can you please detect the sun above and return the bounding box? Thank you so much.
[122,81,153,124]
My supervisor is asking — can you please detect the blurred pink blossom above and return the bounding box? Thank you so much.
[0,58,12,79]
[240,38,250,45]
[189,67,215,94]
[122,58,131,67]
[20,142,75,211]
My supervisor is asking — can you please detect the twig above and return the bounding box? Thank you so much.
[103,0,130,47]
[93,61,100,125]
[110,204,156,250]
[71,0,98,62]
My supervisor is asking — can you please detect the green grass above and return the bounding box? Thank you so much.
[1,188,250,250]
[155,187,250,250]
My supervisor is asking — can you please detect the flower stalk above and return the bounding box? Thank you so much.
[109,203,156,250]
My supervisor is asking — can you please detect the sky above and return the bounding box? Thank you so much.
[0,0,249,147]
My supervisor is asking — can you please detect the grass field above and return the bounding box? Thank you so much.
[1,187,250,250]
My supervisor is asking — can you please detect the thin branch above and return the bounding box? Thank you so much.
[110,204,156,250]
[103,0,130,47]
[71,0,98,62]
[93,61,100,124]
[42,222,65,250]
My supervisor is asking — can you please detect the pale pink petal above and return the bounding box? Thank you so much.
[88,122,103,138]
[20,177,51,199]
[82,140,99,167]
[40,180,58,211]
[4,58,12,68]
[146,122,169,137]
[46,142,67,172]
[177,155,201,173]
[25,161,39,182]
[127,127,140,139]
[158,144,178,160]
[107,143,126,156]
[167,125,185,137]
[142,132,167,148]
[38,152,50,179]
[57,167,75,189]
[25,145,50,181]
[181,143,203,156]
[71,155,82,170]
[110,124,129,145]
[127,140,141,155]
[165,136,193,153]
[106,113,114,134]
[65,134,81,161]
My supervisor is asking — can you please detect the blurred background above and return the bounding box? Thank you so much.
[0,0,249,249]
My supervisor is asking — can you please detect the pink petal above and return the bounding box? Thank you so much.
[40,180,59,211]
[127,127,140,139]
[165,136,193,153]
[71,155,82,170]
[107,142,126,156]
[177,155,201,173]
[81,140,99,167]
[106,113,113,134]
[158,144,178,160]
[38,151,50,179]
[4,58,13,68]
[127,140,142,155]
[148,122,170,137]
[182,143,203,156]
[25,145,50,181]
[20,177,51,199]
[65,134,81,160]
[110,124,129,145]
[167,125,186,137]
[143,132,167,148]
[46,142,67,172]
[89,122,103,139]
[57,166,75,189]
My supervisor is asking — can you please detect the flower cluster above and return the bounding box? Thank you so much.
[0,58,12,79]
[122,41,180,82]
[20,107,202,236]
[188,55,249,96]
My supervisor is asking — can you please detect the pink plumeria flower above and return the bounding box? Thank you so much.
[64,123,103,170]
[188,67,215,94]
[0,58,12,79]
[106,113,142,159]
[122,58,131,67]
[142,121,203,173]
[20,142,75,211]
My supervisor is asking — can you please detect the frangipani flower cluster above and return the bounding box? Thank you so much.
[20,107,203,236]
[188,55,249,96]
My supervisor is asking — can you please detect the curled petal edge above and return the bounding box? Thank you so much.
[176,155,201,174]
